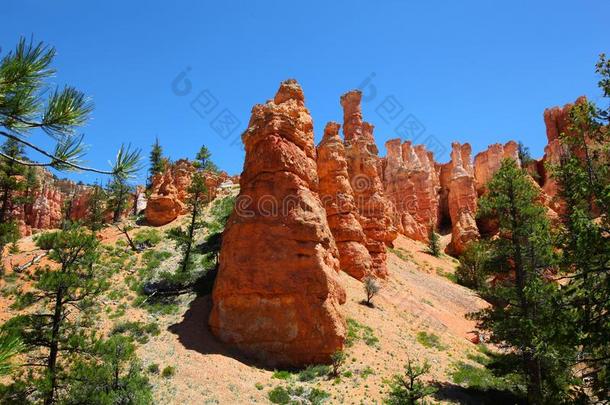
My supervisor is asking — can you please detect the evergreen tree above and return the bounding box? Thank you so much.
[471,159,575,403]
[552,54,610,401]
[385,359,437,405]
[63,335,152,404]
[0,37,141,179]
[147,137,165,188]
[517,141,534,166]
[195,145,218,172]
[456,240,490,290]
[0,139,27,253]
[2,226,107,404]
[107,145,142,223]
[86,183,107,232]
[21,166,39,211]
[0,331,23,377]
[426,228,441,257]
[170,172,208,273]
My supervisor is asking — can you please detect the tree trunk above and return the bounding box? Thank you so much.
[0,185,10,223]
[45,287,64,405]
[181,194,199,273]
[113,185,125,223]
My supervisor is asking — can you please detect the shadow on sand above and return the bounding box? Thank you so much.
[432,382,525,405]
[167,295,265,368]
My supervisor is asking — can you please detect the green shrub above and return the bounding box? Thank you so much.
[456,240,490,290]
[133,229,162,247]
[147,363,160,374]
[298,364,330,381]
[345,318,379,348]
[416,331,446,350]
[268,386,290,404]
[388,247,413,262]
[111,321,160,344]
[361,366,375,379]
[272,370,293,380]
[255,382,264,390]
[268,385,330,405]
[141,250,172,273]
[161,365,175,378]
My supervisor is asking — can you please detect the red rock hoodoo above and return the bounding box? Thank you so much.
[443,142,479,256]
[382,139,440,243]
[341,90,398,278]
[209,79,346,367]
[145,160,229,226]
[539,96,589,213]
[317,122,373,280]
[473,141,520,196]
[9,168,96,236]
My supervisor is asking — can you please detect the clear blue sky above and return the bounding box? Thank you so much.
[2,1,609,184]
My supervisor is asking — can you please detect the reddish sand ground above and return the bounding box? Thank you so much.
[1,215,489,404]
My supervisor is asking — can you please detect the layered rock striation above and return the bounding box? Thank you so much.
[317,122,373,280]
[341,90,397,278]
[382,139,440,243]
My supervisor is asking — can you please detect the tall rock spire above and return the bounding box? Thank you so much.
[340,90,397,278]
[209,79,346,367]
[317,121,373,280]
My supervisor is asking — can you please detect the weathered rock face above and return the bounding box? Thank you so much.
[9,168,91,236]
[341,90,397,278]
[382,139,440,242]
[317,122,373,280]
[540,96,589,213]
[444,142,479,255]
[473,141,520,195]
[209,79,346,367]
[145,160,194,226]
[145,160,228,226]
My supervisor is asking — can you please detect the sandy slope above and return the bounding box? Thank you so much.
[136,235,487,404]
[1,218,488,404]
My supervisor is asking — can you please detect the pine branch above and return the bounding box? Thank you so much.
[0,130,114,174]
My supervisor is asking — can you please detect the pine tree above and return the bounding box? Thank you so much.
[552,54,610,401]
[147,137,165,188]
[107,146,141,223]
[195,145,218,172]
[471,159,575,403]
[2,226,107,404]
[385,359,437,405]
[0,37,141,179]
[456,240,490,290]
[0,139,27,253]
[170,172,208,273]
[0,331,23,377]
[63,335,152,404]
[86,183,107,232]
[427,228,441,257]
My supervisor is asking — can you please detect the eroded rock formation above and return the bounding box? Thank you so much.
[9,168,94,236]
[317,122,373,280]
[444,142,479,255]
[145,160,229,226]
[209,79,346,367]
[341,90,397,278]
[382,139,440,242]
[473,141,520,195]
[539,96,589,213]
